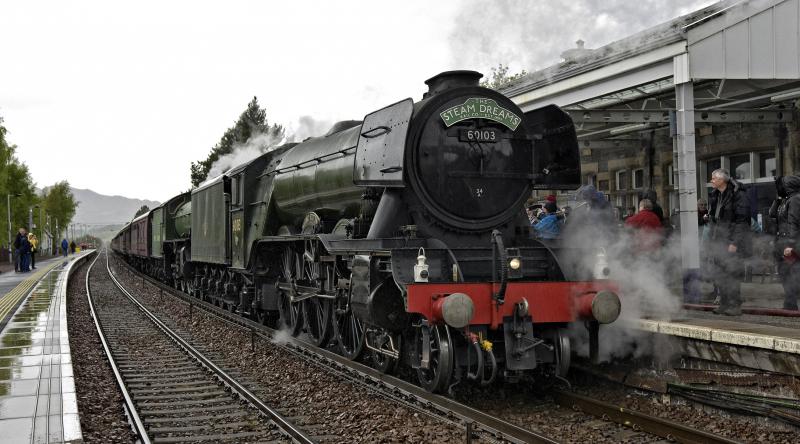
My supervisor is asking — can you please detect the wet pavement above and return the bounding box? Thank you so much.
[0,253,91,444]
[0,257,71,331]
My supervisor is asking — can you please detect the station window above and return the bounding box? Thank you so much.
[666,163,675,187]
[706,158,721,183]
[615,170,627,191]
[598,180,609,191]
[758,152,776,178]
[632,168,644,189]
[730,154,751,180]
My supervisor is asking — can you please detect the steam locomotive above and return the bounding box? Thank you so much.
[112,71,621,393]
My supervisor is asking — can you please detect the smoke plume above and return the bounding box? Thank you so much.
[202,116,335,185]
[560,200,685,362]
[447,1,717,75]
[204,131,287,181]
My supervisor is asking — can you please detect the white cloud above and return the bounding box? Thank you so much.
[1,0,717,207]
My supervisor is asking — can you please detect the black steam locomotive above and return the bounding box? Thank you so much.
[112,71,621,393]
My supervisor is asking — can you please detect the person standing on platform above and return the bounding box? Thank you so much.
[533,202,562,240]
[708,168,751,316]
[19,232,31,272]
[624,198,663,254]
[27,233,37,270]
[61,238,68,257]
[13,228,24,272]
[772,175,800,310]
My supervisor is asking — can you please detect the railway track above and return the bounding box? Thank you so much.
[86,251,315,443]
[111,252,742,444]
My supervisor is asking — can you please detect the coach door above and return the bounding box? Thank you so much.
[230,174,246,269]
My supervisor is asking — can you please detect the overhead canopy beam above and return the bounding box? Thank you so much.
[510,42,685,111]
[578,140,643,150]
[568,109,792,124]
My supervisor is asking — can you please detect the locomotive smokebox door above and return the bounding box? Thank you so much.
[354,98,413,187]
[523,105,581,190]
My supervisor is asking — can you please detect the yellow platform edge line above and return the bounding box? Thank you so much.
[0,261,63,325]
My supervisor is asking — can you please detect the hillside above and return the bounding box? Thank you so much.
[71,188,160,226]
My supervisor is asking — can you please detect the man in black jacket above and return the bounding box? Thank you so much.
[771,175,800,310]
[12,228,26,273]
[708,168,751,316]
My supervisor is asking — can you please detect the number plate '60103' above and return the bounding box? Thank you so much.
[459,129,498,143]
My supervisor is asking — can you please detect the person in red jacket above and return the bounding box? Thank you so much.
[625,198,663,253]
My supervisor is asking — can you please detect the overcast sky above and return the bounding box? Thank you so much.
[0,0,714,204]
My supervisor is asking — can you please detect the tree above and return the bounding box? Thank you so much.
[480,63,528,91]
[134,205,150,218]
[42,181,77,241]
[190,97,284,187]
[0,116,40,248]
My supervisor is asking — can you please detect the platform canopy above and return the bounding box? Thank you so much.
[503,0,800,271]
[505,0,800,141]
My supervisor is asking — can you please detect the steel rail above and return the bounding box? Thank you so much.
[84,253,151,444]
[112,255,557,444]
[102,252,316,444]
[551,389,743,444]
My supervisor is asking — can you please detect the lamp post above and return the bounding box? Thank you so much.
[28,205,38,235]
[28,205,39,258]
[39,207,43,256]
[45,215,50,256]
[7,193,21,266]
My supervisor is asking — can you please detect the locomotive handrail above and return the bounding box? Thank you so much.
[448,171,535,179]
[360,125,391,138]
[262,146,357,177]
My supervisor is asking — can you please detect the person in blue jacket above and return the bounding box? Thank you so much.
[61,238,69,257]
[533,202,562,240]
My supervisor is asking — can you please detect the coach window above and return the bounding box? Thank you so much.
[231,177,240,206]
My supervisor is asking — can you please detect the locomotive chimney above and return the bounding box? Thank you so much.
[424,70,483,97]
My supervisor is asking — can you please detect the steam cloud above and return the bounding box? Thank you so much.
[447,0,717,74]
[202,115,333,185]
[560,202,685,362]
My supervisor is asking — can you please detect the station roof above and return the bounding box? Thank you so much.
[504,0,800,144]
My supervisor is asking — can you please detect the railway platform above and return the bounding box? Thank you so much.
[0,252,93,444]
[633,281,800,376]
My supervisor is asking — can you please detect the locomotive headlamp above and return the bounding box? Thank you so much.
[414,248,429,283]
[441,293,474,328]
[506,248,522,279]
[593,248,610,280]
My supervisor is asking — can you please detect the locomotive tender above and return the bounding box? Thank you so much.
[112,71,621,393]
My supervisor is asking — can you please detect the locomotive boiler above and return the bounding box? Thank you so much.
[113,70,621,393]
